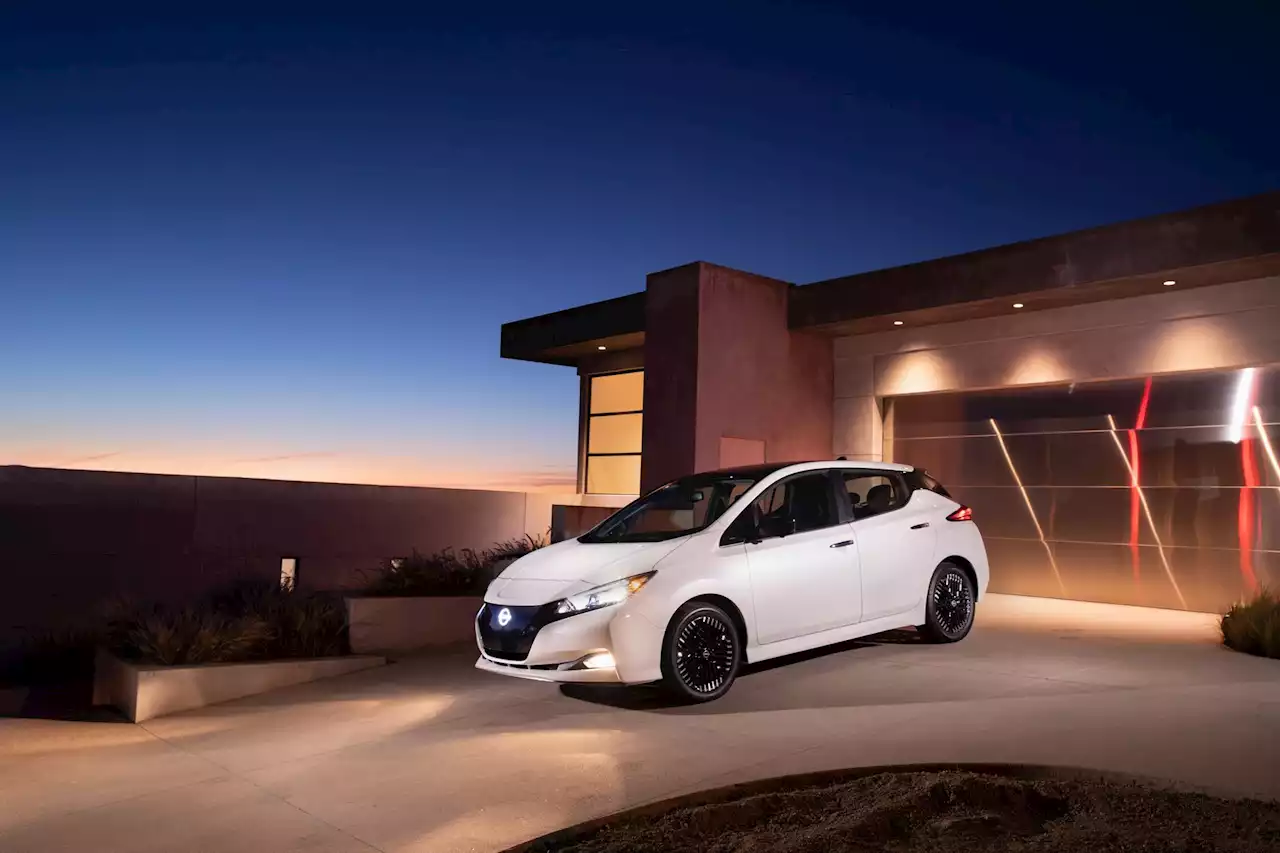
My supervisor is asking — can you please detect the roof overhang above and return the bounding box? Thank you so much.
[789,191,1280,335]
[500,292,645,366]
[499,191,1280,365]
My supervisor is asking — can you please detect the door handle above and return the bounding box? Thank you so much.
[829,539,855,548]
[910,522,930,530]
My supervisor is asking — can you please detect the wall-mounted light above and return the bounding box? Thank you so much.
[893,320,904,326]
[1163,280,1176,286]
[280,558,297,592]
[1012,302,1025,309]
[597,345,607,351]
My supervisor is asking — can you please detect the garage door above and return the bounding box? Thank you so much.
[888,366,1280,613]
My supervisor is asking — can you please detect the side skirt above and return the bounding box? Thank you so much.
[744,609,927,665]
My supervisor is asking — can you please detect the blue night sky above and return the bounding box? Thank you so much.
[3,2,1277,490]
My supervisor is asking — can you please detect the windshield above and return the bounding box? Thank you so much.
[580,473,762,543]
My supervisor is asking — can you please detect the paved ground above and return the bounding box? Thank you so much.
[1,594,1277,853]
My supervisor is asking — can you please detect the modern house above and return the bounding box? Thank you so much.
[502,191,1280,613]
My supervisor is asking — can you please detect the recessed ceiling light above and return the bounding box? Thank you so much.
[1013,302,1024,309]
[1163,280,1176,286]
[893,320,904,326]
[597,345,607,351]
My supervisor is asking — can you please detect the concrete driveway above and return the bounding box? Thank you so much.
[2,594,1277,852]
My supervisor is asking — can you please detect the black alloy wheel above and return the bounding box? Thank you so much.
[661,602,741,702]
[921,561,976,643]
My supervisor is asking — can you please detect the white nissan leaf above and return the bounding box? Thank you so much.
[475,460,988,702]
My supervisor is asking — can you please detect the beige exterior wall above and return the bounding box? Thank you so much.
[833,276,1280,459]
[521,491,631,539]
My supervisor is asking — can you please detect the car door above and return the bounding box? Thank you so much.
[842,471,938,620]
[738,470,863,645]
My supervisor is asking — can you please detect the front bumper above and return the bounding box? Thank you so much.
[474,601,665,684]
[474,654,622,683]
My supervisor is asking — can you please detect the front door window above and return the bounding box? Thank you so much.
[739,470,862,643]
[751,472,841,538]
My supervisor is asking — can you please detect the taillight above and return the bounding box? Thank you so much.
[947,506,973,522]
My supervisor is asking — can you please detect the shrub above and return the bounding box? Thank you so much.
[486,533,549,564]
[115,608,272,666]
[1221,588,1280,659]
[209,580,348,659]
[362,533,549,597]
[108,579,348,666]
[362,548,485,597]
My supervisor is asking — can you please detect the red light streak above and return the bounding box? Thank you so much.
[1129,377,1152,590]
[1240,437,1259,593]
[1233,381,1261,594]
[1106,414,1186,610]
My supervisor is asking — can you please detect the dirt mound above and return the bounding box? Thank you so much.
[536,770,1280,852]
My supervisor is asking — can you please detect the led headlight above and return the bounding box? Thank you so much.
[554,571,656,616]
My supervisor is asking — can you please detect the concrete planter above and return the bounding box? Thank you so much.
[346,595,484,655]
[92,649,385,722]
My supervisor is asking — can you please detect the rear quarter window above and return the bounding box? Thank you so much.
[907,470,952,499]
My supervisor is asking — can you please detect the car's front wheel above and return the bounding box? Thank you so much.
[660,601,741,703]
[920,561,976,643]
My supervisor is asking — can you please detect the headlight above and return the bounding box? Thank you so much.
[554,572,656,616]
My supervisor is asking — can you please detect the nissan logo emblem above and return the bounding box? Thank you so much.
[497,607,512,627]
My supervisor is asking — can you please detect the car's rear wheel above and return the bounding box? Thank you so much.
[920,561,975,643]
[661,602,741,703]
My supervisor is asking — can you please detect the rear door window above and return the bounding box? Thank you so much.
[843,472,905,520]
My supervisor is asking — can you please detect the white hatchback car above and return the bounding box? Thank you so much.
[475,460,988,702]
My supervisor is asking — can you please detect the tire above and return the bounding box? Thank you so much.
[660,601,741,703]
[920,561,976,643]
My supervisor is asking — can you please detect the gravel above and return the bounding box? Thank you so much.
[534,770,1280,852]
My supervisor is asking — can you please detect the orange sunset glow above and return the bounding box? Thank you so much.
[1,445,577,494]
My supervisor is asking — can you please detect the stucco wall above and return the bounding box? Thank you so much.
[641,264,702,490]
[0,466,564,652]
[833,276,1280,458]
[640,263,833,491]
[695,265,833,473]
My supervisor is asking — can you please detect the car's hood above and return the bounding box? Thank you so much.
[484,537,687,606]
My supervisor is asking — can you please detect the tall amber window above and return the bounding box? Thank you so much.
[585,370,643,494]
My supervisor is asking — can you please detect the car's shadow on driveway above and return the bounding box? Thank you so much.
[559,628,924,713]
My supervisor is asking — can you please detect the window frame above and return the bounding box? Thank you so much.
[841,469,911,522]
[904,468,952,499]
[581,472,765,544]
[722,468,847,544]
[582,368,644,495]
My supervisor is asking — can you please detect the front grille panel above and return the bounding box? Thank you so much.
[477,602,558,661]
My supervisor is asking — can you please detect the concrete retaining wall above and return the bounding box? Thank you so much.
[92,649,385,722]
[346,596,484,654]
